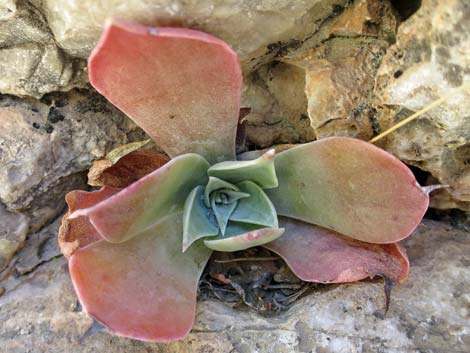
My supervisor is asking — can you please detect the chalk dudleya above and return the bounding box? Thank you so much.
[58,18,431,342]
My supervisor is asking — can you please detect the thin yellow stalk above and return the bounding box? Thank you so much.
[369,83,470,143]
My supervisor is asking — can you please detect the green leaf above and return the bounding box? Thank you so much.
[70,153,210,243]
[265,137,429,243]
[229,181,278,228]
[182,186,219,252]
[204,224,285,252]
[208,149,278,189]
[204,176,239,207]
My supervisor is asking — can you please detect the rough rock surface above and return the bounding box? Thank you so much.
[1,220,469,353]
[0,1,469,352]
[374,0,470,210]
[0,90,145,232]
[0,203,28,271]
[0,0,348,97]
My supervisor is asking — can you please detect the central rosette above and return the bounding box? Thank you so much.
[182,149,285,252]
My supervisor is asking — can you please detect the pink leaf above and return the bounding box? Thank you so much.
[89,18,242,164]
[69,213,212,342]
[58,187,120,258]
[266,137,429,243]
[70,153,209,244]
[264,217,409,284]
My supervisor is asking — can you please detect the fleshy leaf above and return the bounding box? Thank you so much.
[264,217,409,283]
[69,213,212,342]
[183,186,219,252]
[211,197,238,235]
[58,187,121,258]
[208,149,278,189]
[204,176,239,207]
[204,226,285,252]
[266,137,428,243]
[89,18,242,164]
[230,181,278,228]
[70,153,209,243]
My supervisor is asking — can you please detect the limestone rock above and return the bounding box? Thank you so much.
[373,0,470,209]
[0,1,86,98]
[0,220,468,352]
[0,203,28,271]
[288,0,399,141]
[39,0,346,63]
[241,62,314,149]
[0,0,352,97]
[14,215,61,275]
[0,91,146,231]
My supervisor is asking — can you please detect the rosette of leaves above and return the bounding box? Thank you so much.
[58,19,430,343]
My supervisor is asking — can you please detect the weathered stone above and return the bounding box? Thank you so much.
[0,203,28,271]
[241,62,314,149]
[39,0,346,63]
[0,220,468,352]
[0,0,354,97]
[283,0,398,141]
[373,0,470,208]
[0,91,146,232]
[0,43,85,98]
[15,216,61,275]
[0,0,85,98]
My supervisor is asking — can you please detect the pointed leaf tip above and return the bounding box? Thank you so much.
[208,149,278,189]
[89,18,242,164]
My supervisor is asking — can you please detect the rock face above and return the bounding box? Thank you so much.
[0,203,28,271]
[374,0,470,210]
[1,220,469,353]
[0,1,469,352]
[0,91,145,233]
[0,0,348,97]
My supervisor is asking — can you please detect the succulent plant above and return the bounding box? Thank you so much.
[58,18,431,342]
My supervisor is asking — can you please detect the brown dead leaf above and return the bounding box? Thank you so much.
[88,150,169,188]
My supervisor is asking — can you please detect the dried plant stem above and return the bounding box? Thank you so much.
[369,83,470,143]
[214,256,280,263]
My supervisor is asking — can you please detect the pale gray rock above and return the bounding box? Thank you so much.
[39,0,346,64]
[0,0,86,98]
[0,220,468,352]
[0,0,349,97]
[14,215,61,275]
[0,90,145,231]
[0,203,28,271]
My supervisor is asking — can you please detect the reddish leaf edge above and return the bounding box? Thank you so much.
[264,217,410,284]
